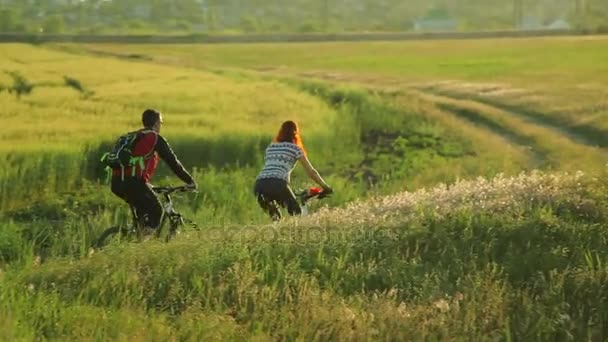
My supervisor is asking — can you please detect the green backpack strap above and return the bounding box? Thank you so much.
[129,156,146,177]
[127,130,156,177]
[103,165,127,183]
[104,166,112,184]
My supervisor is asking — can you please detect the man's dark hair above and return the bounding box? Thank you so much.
[142,109,161,128]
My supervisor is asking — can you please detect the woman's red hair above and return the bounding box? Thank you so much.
[275,120,306,155]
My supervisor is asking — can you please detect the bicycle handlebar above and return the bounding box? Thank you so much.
[297,187,332,203]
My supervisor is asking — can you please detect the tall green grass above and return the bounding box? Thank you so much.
[2,81,503,264]
[3,40,608,339]
[2,171,608,340]
[2,42,522,216]
[0,53,573,273]
[0,43,340,211]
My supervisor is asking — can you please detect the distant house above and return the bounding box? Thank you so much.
[546,19,571,30]
[413,8,459,32]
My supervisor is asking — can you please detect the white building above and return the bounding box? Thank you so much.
[546,19,571,30]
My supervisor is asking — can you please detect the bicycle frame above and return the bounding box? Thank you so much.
[126,186,195,239]
[93,185,196,250]
[297,187,330,216]
[259,187,331,221]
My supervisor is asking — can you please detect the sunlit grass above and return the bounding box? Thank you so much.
[73,36,608,87]
[413,91,608,172]
[74,37,608,142]
[3,171,608,340]
[0,44,338,152]
[2,39,608,339]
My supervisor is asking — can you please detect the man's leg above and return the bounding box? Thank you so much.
[126,179,163,234]
[111,177,129,202]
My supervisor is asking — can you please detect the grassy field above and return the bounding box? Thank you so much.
[3,172,608,340]
[74,36,608,144]
[0,44,343,213]
[2,37,608,339]
[0,44,341,150]
[71,37,608,82]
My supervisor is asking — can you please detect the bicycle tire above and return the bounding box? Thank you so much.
[165,215,186,242]
[165,220,179,242]
[93,225,133,249]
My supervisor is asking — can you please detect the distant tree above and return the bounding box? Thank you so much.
[267,22,283,32]
[426,7,451,20]
[205,6,219,31]
[239,16,259,33]
[170,20,192,33]
[298,22,320,33]
[126,19,149,30]
[513,0,523,28]
[42,15,65,33]
[0,0,605,34]
[321,0,329,31]
[0,8,19,32]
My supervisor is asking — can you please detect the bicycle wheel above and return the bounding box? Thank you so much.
[93,225,136,249]
[256,194,282,221]
[158,214,198,243]
[163,219,178,242]
[165,214,187,242]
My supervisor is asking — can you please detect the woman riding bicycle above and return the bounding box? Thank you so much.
[254,120,332,220]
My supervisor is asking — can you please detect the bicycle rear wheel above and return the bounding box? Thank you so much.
[93,225,136,249]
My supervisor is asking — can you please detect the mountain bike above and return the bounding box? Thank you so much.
[92,185,197,249]
[259,186,332,221]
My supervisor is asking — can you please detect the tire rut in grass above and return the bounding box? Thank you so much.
[418,85,608,149]
[413,90,608,170]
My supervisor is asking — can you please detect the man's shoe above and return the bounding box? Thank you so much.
[141,227,156,241]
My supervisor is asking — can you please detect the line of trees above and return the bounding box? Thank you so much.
[0,0,607,34]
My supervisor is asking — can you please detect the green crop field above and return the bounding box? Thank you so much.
[74,36,608,140]
[2,37,608,340]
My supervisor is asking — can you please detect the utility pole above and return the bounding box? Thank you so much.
[576,0,587,29]
[513,0,523,29]
[322,0,328,32]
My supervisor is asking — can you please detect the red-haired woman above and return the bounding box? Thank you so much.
[254,120,332,220]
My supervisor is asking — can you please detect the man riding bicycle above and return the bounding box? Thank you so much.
[110,109,197,236]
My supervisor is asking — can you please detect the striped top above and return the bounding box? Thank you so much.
[257,142,305,182]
